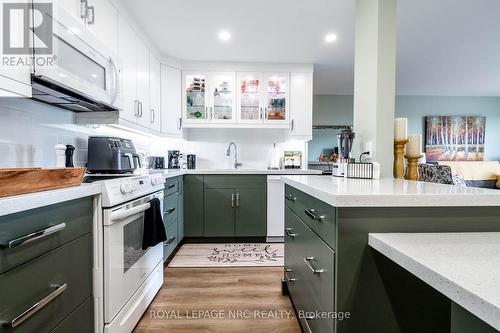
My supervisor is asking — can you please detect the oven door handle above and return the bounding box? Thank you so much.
[110,203,151,222]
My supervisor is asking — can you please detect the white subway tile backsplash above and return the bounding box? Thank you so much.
[0,98,307,169]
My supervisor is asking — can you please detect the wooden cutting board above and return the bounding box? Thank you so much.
[0,167,86,198]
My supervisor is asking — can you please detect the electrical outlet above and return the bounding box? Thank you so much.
[365,142,373,159]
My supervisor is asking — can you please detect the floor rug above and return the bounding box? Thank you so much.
[168,243,284,267]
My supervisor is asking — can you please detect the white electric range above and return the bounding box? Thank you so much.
[87,172,165,333]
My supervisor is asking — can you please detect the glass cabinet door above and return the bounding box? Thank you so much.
[210,73,236,122]
[237,73,263,122]
[265,74,288,122]
[184,73,207,120]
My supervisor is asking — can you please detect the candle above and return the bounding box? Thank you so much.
[407,134,422,156]
[394,118,408,141]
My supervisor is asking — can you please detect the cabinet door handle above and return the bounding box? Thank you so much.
[166,208,175,214]
[80,0,88,19]
[134,100,139,116]
[236,193,240,208]
[291,119,295,131]
[304,257,324,274]
[259,107,263,119]
[166,236,176,245]
[0,223,66,249]
[150,109,155,123]
[86,5,95,25]
[139,102,143,117]
[166,184,176,189]
[205,106,208,120]
[231,193,235,208]
[285,194,296,202]
[285,228,296,238]
[265,107,268,119]
[178,118,182,130]
[304,208,324,221]
[5,283,67,328]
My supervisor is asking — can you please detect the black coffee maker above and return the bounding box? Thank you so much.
[168,150,180,169]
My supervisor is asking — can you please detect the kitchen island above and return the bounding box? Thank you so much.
[281,175,500,333]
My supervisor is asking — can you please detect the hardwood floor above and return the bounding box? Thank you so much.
[134,267,301,333]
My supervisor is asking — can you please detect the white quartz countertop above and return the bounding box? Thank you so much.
[281,175,500,207]
[152,169,322,177]
[0,184,101,217]
[184,169,322,175]
[369,232,500,330]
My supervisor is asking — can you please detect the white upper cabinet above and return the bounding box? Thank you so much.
[183,71,208,122]
[183,71,237,124]
[118,15,139,123]
[237,72,263,123]
[54,0,85,23]
[289,72,313,140]
[0,2,31,97]
[161,65,182,137]
[237,72,289,125]
[208,72,236,123]
[148,53,161,132]
[263,73,289,123]
[85,0,118,54]
[54,0,118,54]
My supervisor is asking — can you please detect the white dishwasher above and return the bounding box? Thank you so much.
[267,175,285,242]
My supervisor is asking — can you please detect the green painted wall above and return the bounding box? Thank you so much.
[310,95,500,161]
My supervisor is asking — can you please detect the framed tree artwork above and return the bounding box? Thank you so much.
[425,116,485,161]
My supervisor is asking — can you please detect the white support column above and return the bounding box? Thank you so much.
[353,0,397,178]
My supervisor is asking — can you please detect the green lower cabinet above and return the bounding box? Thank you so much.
[235,187,266,237]
[184,175,204,237]
[204,188,236,236]
[284,206,335,333]
[50,297,93,333]
[178,177,184,242]
[0,235,92,333]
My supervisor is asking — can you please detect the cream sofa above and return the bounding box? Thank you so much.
[437,161,500,189]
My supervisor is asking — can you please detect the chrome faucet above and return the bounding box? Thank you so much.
[226,142,242,169]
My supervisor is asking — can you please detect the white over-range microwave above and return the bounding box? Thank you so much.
[30,4,120,112]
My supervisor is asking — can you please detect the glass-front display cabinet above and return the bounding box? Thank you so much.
[237,72,289,123]
[209,72,236,122]
[264,73,289,123]
[183,72,207,121]
[237,72,263,122]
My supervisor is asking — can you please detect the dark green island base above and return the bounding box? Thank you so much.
[282,183,500,333]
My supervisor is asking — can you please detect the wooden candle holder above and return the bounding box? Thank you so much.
[404,155,422,181]
[393,140,408,179]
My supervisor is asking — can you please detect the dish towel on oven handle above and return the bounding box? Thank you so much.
[142,198,167,250]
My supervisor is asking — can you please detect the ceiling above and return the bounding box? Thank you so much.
[122,0,500,96]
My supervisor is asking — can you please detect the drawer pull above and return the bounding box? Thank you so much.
[285,194,296,202]
[285,268,292,273]
[285,228,296,238]
[166,236,176,245]
[5,283,67,328]
[304,257,325,274]
[166,208,176,214]
[166,184,176,189]
[0,223,66,249]
[287,277,296,283]
[304,208,325,222]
